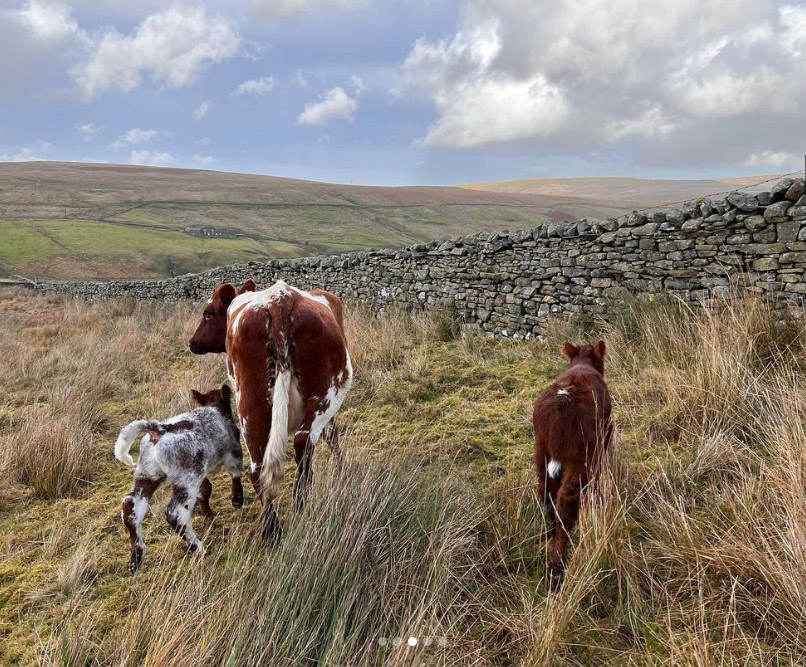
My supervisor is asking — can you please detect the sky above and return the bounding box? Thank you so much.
[0,0,805,185]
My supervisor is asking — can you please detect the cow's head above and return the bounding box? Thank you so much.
[562,340,606,376]
[189,279,256,354]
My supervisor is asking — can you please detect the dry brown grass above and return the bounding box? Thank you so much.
[0,287,804,666]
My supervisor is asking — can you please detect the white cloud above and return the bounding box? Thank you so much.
[3,140,57,161]
[400,0,806,164]
[129,149,175,166]
[75,122,100,139]
[743,150,799,168]
[350,74,364,94]
[403,22,569,148]
[232,76,275,96]
[248,0,370,18]
[193,101,213,120]
[298,86,358,126]
[18,0,81,42]
[293,70,309,88]
[606,107,675,142]
[73,7,240,98]
[192,154,215,165]
[110,128,157,150]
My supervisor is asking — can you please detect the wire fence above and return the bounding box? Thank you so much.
[631,168,805,213]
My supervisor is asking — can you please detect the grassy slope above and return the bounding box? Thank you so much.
[0,288,804,665]
[1,162,780,280]
[0,219,302,280]
[0,162,634,280]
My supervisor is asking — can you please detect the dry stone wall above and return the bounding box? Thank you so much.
[33,177,806,338]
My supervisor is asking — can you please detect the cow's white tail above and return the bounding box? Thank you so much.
[115,419,158,466]
[261,367,291,503]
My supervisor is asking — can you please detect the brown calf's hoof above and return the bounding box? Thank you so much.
[232,494,244,508]
[546,563,564,592]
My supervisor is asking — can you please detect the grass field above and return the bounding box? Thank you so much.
[0,219,300,280]
[0,288,804,665]
[0,161,650,280]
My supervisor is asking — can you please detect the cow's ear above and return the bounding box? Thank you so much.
[562,342,578,360]
[214,283,237,308]
[191,389,206,405]
[594,340,606,359]
[239,279,257,294]
[221,384,231,403]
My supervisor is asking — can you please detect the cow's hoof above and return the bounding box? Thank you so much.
[232,495,244,508]
[262,516,283,544]
[128,549,143,573]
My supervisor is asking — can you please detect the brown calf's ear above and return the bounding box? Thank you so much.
[239,279,257,294]
[594,339,606,359]
[191,389,206,406]
[214,283,237,308]
[221,383,231,403]
[562,342,578,360]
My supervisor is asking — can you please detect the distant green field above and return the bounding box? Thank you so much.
[106,202,543,254]
[1,161,637,279]
[0,219,302,280]
[0,203,548,279]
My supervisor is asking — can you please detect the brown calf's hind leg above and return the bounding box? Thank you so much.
[197,477,214,518]
[546,469,586,591]
[121,476,163,573]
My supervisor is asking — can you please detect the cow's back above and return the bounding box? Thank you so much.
[310,290,345,334]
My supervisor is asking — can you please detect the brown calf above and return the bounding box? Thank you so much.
[189,279,351,541]
[532,340,612,590]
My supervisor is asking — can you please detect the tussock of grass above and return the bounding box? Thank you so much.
[0,286,804,665]
[46,457,482,666]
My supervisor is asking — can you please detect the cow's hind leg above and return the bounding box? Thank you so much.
[293,426,316,512]
[165,482,204,556]
[197,477,214,518]
[292,400,332,512]
[122,475,163,573]
[237,395,281,540]
[323,417,342,470]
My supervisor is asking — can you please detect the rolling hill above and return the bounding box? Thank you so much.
[0,161,775,280]
[460,174,777,205]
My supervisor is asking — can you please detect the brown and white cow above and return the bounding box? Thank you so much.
[532,340,612,590]
[189,279,351,540]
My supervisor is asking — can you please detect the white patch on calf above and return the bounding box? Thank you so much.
[557,388,570,396]
[547,459,562,479]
